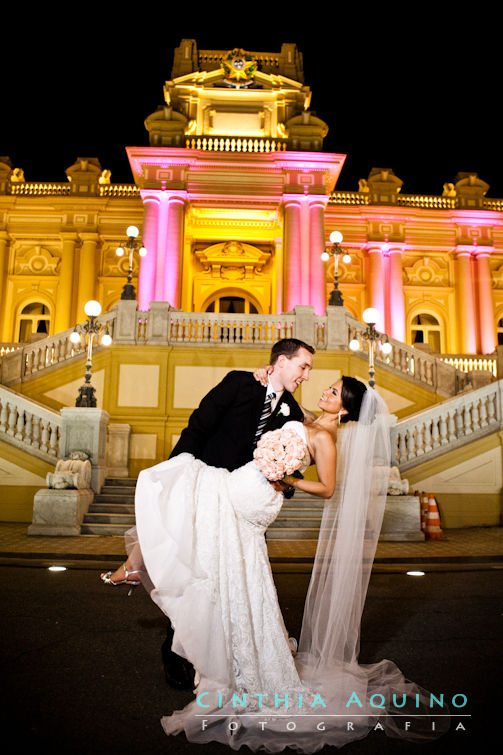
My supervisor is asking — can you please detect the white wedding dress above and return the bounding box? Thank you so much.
[128,410,449,752]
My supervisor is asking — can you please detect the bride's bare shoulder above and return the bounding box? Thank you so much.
[305,424,336,450]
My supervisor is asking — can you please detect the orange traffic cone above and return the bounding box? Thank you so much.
[425,494,445,540]
[420,492,429,535]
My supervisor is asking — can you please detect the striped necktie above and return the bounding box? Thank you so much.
[254,392,276,445]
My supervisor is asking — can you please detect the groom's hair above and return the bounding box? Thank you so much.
[270,338,315,365]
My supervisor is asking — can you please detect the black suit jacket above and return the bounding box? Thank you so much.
[170,370,304,472]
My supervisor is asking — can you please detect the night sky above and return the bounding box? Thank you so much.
[3,10,501,197]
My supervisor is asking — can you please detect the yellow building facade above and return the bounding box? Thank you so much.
[1,40,502,360]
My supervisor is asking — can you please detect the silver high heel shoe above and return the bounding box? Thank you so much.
[100,563,141,596]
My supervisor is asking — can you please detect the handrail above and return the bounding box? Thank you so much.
[0,311,116,385]
[440,353,497,377]
[391,380,503,471]
[0,384,61,462]
[345,315,468,395]
[0,306,468,398]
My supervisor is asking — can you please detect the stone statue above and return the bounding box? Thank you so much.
[387,465,409,495]
[46,451,92,490]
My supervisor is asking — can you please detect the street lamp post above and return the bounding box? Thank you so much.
[70,300,112,407]
[321,231,351,306]
[349,307,392,388]
[115,225,147,300]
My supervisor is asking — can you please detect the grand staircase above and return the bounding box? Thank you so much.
[80,478,137,535]
[267,493,324,540]
[79,479,325,538]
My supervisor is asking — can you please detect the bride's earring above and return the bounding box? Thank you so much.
[338,411,342,424]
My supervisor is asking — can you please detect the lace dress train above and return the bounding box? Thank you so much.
[128,418,449,752]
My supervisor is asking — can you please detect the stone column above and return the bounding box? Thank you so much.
[0,231,9,341]
[76,233,99,323]
[308,200,327,315]
[366,246,386,329]
[388,248,406,342]
[293,305,315,346]
[455,249,478,353]
[113,299,138,344]
[163,193,186,307]
[54,232,78,333]
[474,249,496,354]
[283,198,302,312]
[106,423,131,477]
[138,191,160,311]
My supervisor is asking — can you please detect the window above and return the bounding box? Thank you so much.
[497,317,503,346]
[411,313,441,353]
[205,296,258,314]
[17,302,51,342]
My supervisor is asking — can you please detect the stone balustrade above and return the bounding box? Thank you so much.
[440,353,497,378]
[391,380,503,471]
[0,384,62,463]
[0,303,471,397]
[0,311,117,386]
[346,315,468,397]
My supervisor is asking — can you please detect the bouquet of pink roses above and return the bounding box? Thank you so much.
[253,428,306,481]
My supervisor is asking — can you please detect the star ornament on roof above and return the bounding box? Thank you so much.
[222,48,257,88]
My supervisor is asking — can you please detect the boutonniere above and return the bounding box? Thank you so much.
[277,402,290,417]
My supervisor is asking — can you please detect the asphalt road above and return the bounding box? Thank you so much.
[1,565,501,755]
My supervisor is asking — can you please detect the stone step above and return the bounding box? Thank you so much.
[276,507,323,518]
[104,477,137,487]
[94,493,135,504]
[89,503,135,514]
[98,485,136,494]
[82,513,135,525]
[282,496,324,509]
[269,517,321,529]
[81,522,132,536]
[266,527,321,540]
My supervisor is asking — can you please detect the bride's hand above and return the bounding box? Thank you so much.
[253,365,272,387]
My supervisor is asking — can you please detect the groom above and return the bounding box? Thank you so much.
[163,337,315,688]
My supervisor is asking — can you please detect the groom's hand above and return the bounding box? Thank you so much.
[270,480,295,498]
[270,480,288,492]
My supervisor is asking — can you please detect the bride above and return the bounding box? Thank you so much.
[101,376,448,752]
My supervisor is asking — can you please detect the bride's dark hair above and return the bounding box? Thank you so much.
[340,376,367,423]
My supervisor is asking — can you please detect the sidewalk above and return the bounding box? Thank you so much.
[1,522,502,571]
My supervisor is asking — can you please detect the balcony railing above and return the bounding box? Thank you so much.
[329,191,503,211]
[185,136,288,153]
[8,182,140,198]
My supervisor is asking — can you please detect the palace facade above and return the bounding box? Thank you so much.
[1,38,502,357]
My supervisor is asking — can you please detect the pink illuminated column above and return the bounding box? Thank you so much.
[455,250,478,353]
[474,249,496,354]
[138,191,160,311]
[163,194,186,308]
[366,247,386,329]
[388,248,406,341]
[308,200,328,315]
[283,198,302,312]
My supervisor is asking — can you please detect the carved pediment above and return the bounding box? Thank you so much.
[14,245,59,275]
[195,241,271,279]
[404,256,449,286]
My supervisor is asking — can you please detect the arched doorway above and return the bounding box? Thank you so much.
[205,295,259,314]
